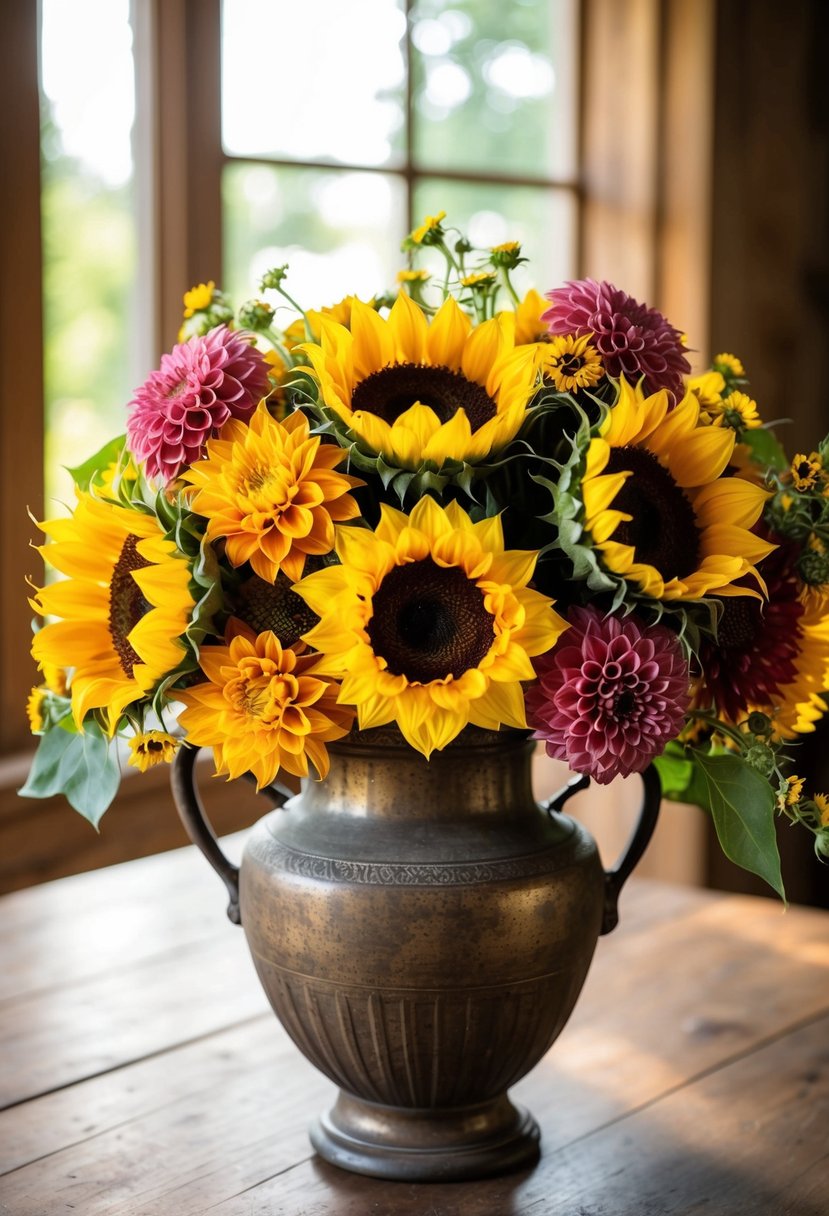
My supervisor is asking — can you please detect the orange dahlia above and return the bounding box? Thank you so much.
[182,402,363,583]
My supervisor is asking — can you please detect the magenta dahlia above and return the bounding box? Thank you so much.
[126,326,271,482]
[526,606,690,784]
[542,279,691,398]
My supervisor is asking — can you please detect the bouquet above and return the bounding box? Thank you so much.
[23,210,829,901]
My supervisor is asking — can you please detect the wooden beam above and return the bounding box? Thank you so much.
[0,4,45,754]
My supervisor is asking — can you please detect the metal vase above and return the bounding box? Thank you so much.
[172,726,660,1183]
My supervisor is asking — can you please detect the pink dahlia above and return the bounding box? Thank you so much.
[542,279,691,398]
[126,326,271,482]
[526,605,689,784]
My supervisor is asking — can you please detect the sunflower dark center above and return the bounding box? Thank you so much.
[108,534,152,678]
[367,558,495,683]
[716,598,761,650]
[351,363,497,431]
[605,446,701,581]
[559,354,584,374]
[234,571,320,647]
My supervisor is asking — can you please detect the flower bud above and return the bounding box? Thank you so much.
[238,299,276,331]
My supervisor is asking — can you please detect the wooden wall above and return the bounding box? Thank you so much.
[706,0,829,905]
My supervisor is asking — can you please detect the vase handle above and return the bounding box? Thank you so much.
[544,764,662,936]
[170,744,293,926]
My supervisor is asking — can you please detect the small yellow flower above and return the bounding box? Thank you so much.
[712,390,762,431]
[813,793,829,826]
[541,334,604,392]
[688,371,725,411]
[396,269,431,284]
[489,241,524,269]
[182,281,216,319]
[460,271,497,288]
[408,210,446,246]
[791,452,823,491]
[786,775,805,806]
[780,492,794,513]
[26,688,46,734]
[713,352,745,378]
[128,731,180,772]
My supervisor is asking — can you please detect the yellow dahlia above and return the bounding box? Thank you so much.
[300,293,538,472]
[128,731,180,771]
[31,493,195,733]
[177,629,353,787]
[295,496,566,757]
[581,378,774,601]
[182,402,363,583]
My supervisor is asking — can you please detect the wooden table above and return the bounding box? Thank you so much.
[1,839,828,1215]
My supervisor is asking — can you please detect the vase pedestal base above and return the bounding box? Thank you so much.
[310,1090,541,1182]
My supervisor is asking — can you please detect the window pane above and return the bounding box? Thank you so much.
[412,180,577,291]
[40,0,138,508]
[222,0,407,167]
[223,164,407,310]
[410,0,578,180]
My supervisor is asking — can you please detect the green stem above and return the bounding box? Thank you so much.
[501,267,521,307]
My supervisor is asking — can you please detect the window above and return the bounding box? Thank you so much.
[219,0,579,308]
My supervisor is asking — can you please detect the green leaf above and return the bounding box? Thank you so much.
[653,748,694,800]
[694,752,785,901]
[741,426,788,473]
[66,435,127,492]
[19,720,120,828]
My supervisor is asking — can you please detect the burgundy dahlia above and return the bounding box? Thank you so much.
[526,606,690,784]
[542,279,691,398]
[126,325,271,482]
[695,545,804,724]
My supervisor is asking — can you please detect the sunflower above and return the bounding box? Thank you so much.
[30,493,195,733]
[511,289,549,345]
[580,378,774,601]
[294,496,566,757]
[299,293,538,474]
[177,629,353,787]
[541,334,604,392]
[182,402,363,583]
[128,731,180,771]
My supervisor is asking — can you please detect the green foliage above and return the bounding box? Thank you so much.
[655,747,785,901]
[19,720,120,828]
[741,426,788,473]
[66,434,127,493]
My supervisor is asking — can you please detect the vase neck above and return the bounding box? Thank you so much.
[299,731,539,822]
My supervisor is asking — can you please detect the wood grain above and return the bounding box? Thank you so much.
[2,864,828,1215]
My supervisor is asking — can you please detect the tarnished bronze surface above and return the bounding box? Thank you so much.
[172,727,661,1182]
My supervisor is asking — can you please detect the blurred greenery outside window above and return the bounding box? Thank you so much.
[39,0,578,509]
[222,0,579,317]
